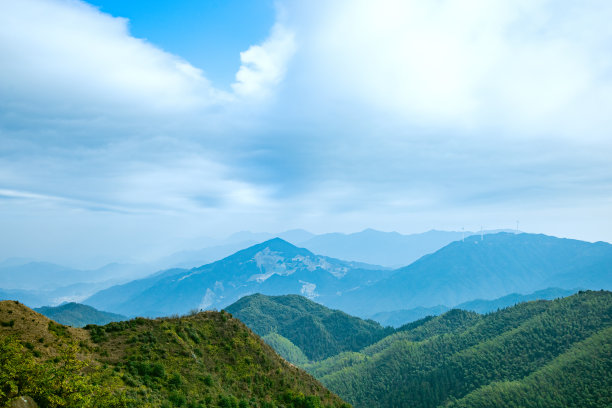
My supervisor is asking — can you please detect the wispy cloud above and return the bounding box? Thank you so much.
[0,0,611,265]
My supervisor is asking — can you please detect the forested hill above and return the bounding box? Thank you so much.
[0,300,350,408]
[307,290,611,408]
[34,302,126,327]
[226,294,393,362]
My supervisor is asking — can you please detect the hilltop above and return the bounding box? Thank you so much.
[34,302,126,327]
[0,300,350,408]
[226,294,393,362]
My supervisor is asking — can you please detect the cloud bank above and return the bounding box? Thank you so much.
[0,0,611,266]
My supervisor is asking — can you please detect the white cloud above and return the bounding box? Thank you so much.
[232,23,296,99]
[0,0,228,119]
[282,0,612,140]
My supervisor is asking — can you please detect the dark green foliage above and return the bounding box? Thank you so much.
[447,326,612,408]
[226,294,393,361]
[35,303,126,328]
[308,291,612,408]
[47,321,70,338]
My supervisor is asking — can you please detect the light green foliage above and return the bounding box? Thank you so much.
[262,333,309,365]
[0,337,125,407]
[0,301,350,408]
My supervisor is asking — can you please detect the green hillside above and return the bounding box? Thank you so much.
[262,333,309,366]
[225,294,393,362]
[34,302,127,327]
[307,290,611,408]
[0,300,350,408]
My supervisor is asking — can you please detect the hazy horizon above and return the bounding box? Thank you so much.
[1,1,611,268]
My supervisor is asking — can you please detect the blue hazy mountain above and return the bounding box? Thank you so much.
[0,281,120,308]
[224,229,316,245]
[328,233,612,316]
[85,238,392,317]
[369,287,578,327]
[152,229,316,270]
[34,302,126,327]
[0,260,157,308]
[300,228,515,267]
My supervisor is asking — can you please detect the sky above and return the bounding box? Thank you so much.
[1,0,611,267]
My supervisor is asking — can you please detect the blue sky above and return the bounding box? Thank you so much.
[86,0,276,89]
[0,0,611,267]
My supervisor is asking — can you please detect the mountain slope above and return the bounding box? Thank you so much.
[226,294,393,361]
[329,233,612,315]
[307,290,611,408]
[34,302,126,327]
[300,229,514,268]
[85,238,391,317]
[370,287,577,327]
[0,300,350,408]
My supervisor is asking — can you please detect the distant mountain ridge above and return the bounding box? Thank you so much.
[84,232,612,319]
[370,287,578,327]
[85,238,393,317]
[300,228,516,267]
[327,233,612,316]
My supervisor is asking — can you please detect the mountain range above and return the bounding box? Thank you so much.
[369,287,578,327]
[327,233,612,316]
[85,238,393,317]
[81,232,611,319]
[299,228,515,267]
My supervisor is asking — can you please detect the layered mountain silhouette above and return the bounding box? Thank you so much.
[369,287,578,327]
[299,228,514,267]
[85,238,392,317]
[84,233,611,318]
[327,233,612,315]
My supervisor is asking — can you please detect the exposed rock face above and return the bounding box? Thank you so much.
[9,396,38,408]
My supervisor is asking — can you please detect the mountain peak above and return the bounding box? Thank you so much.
[249,237,314,257]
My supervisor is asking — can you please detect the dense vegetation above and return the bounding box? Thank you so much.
[34,302,126,327]
[307,290,611,408]
[262,333,309,366]
[226,294,393,362]
[0,300,350,408]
